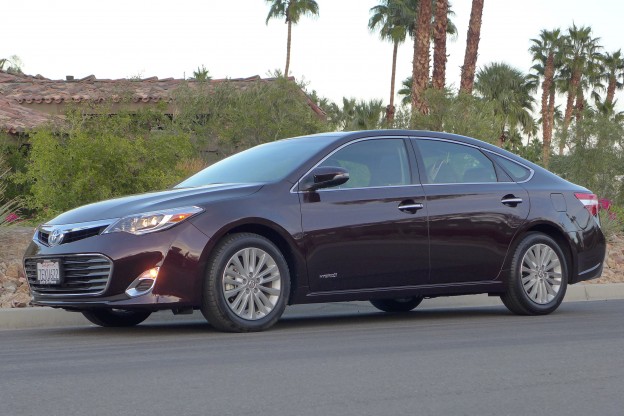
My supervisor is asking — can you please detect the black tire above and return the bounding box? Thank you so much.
[201,233,290,332]
[82,309,152,327]
[370,296,423,313]
[500,232,568,315]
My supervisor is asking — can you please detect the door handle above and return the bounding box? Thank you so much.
[398,201,424,213]
[501,195,523,206]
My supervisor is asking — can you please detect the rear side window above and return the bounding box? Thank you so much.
[490,154,532,182]
[415,140,497,184]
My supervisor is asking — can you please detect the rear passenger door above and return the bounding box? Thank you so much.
[412,138,530,284]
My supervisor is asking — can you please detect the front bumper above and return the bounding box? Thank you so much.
[23,222,210,310]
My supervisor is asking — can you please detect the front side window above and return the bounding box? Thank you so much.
[416,140,498,184]
[319,139,411,189]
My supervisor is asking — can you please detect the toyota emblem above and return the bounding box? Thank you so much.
[48,228,65,247]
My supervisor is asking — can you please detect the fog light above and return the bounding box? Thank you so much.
[125,267,160,298]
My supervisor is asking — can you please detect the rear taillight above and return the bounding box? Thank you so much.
[574,193,599,217]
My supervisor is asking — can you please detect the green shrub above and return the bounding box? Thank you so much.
[19,109,193,220]
[171,77,328,160]
[0,153,22,232]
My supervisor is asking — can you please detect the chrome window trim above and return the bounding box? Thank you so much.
[290,136,413,194]
[23,253,114,298]
[290,135,536,193]
[304,184,424,193]
[422,182,516,187]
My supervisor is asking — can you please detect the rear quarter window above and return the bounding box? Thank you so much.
[490,154,532,182]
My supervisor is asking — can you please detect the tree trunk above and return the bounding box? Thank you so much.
[575,90,584,122]
[285,20,292,77]
[412,0,433,114]
[432,0,448,90]
[541,53,554,168]
[497,131,506,147]
[460,0,484,94]
[606,76,616,106]
[548,88,555,136]
[560,69,580,155]
[386,41,399,124]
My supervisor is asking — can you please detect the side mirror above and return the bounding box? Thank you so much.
[300,166,349,192]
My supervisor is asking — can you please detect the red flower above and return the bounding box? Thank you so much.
[599,198,612,211]
[5,212,19,223]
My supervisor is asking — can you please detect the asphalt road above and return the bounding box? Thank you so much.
[1,300,623,416]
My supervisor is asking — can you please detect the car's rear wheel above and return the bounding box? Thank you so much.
[201,233,290,332]
[370,296,423,312]
[501,232,568,315]
[82,309,152,327]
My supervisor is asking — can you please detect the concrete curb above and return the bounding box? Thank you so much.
[1,283,623,330]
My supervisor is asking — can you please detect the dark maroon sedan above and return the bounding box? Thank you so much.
[23,130,606,331]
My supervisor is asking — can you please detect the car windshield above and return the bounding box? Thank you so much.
[176,136,335,187]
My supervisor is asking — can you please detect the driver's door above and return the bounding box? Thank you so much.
[299,138,429,292]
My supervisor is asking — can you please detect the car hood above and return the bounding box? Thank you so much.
[47,183,264,225]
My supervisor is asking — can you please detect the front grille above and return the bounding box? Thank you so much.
[25,255,112,296]
[37,226,107,246]
[38,231,50,245]
[63,227,107,244]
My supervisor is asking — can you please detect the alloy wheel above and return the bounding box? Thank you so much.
[222,247,282,320]
[520,243,562,305]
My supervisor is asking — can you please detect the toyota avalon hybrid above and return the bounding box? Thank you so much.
[23,130,606,332]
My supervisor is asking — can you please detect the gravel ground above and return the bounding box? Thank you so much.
[1,226,623,308]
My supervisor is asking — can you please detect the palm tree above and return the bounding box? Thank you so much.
[398,76,413,105]
[369,0,416,123]
[191,65,211,81]
[330,98,385,131]
[412,0,433,113]
[529,28,563,167]
[265,0,319,78]
[601,50,624,107]
[474,62,536,147]
[431,0,449,90]
[459,0,484,94]
[0,55,23,74]
[559,24,602,154]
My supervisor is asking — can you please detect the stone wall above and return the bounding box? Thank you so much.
[0,227,35,308]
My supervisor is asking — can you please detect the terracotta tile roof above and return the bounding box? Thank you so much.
[0,97,57,134]
[1,73,324,112]
[0,72,326,132]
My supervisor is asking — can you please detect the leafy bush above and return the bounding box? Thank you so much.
[599,201,624,241]
[550,114,624,205]
[15,78,329,221]
[0,154,22,232]
[410,89,501,145]
[19,108,194,220]
[171,77,328,160]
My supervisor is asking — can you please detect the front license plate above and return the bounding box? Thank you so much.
[36,259,62,285]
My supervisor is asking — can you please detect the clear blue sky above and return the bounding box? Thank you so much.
[3,0,623,109]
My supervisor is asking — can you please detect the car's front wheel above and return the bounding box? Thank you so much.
[370,296,423,312]
[82,309,152,327]
[501,232,568,315]
[201,233,290,332]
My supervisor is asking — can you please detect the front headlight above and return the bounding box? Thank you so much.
[102,206,204,235]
